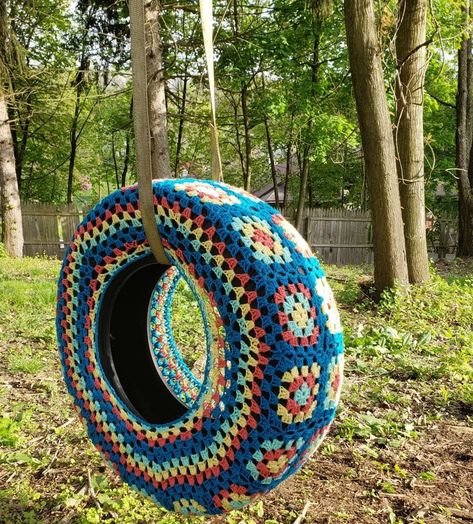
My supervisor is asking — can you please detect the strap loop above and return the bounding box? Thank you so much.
[199,0,223,181]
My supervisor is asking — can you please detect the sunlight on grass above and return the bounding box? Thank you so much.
[8,350,46,374]
[170,278,207,372]
[0,280,57,308]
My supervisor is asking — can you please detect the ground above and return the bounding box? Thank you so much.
[0,255,472,524]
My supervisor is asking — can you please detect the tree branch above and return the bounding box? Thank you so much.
[427,91,456,110]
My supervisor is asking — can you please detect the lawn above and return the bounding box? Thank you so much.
[0,255,472,524]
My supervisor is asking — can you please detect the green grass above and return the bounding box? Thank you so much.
[171,279,208,371]
[0,255,472,523]
[342,271,473,412]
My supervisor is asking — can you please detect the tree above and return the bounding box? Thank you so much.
[345,0,409,292]
[0,91,24,258]
[1,0,461,251]
[0,0,23,257]
[67,40,90,204]
[457,0,473,256]
[8,0,71,198]
[146,0,171,179]
[295,25,321,230]
[66,0,131,202]
[395,0,431,282]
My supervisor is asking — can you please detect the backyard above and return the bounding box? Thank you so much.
[0,254,471,524]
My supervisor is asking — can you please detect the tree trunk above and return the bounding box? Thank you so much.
[7,57,31,193]
[231,94,246,183]
[121,130,131,187]
[345,0,409,292]
[309,182,314,208]
[0,89,23,257]
[112,132,120,189]
[67,54,87,204]
[174,71,188,177]
[145,0,171,179]
[466,36,473,159]
[16,114,31,192]
[10,87,32,194]
[121,98,133,187]
[295,132,312,231]
[395,0,430,283]
[241,84,251,191]
[0,0,23,257]
[457,1,473,257]
[361,161,368,211]
[283,115,294,211]
[232,0,251,190]
[295,31,320,231]
[264,117,279,207]
[7,90,21,192]
[67,79,80,204]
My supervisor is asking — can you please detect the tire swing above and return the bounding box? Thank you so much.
[56,0,344,516]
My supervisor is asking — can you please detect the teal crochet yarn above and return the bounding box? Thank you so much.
[148,267,203,407]
[56,179,344,515]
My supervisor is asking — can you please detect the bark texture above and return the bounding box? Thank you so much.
[395,0,430,282]
[174,72,188,176]
[295,133,311,231]
[231,95,246,179]
[457,3,473,257]
[0,89,23,257]
[283,116,294,211]
[295,31,320,231]
[264,117,279,207]
[232,0,251,190]
[67,60,87,204]
[241,85,252,191]
[0,0,23,257]
[345,0,409,292]
[121,98,133,187]
[145,0,171,179]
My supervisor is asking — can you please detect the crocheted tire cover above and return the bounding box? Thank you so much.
[149,266,204,407]
[56,178,344,515]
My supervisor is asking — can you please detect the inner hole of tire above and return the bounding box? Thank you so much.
[169,278,208,383]
[98,254,189,424]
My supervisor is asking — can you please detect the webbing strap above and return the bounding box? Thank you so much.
[199,0,223,181]
[129,0,170,265]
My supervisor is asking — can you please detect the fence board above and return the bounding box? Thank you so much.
[302,209,373,265]
[60,206,83,246]
[22,203,82,258]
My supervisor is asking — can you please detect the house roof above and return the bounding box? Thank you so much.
[253,163,292,204]
[253,178,285,198]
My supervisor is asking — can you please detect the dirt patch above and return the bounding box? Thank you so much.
[258,422,473,523]
[434,258,473,279]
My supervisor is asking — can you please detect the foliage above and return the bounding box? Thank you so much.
[1,0,462,221]
[171,279,208,369]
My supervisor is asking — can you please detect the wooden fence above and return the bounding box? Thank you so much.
[280,207,457,265]
[274,207,374,265]
[302,208,373,265]
[431,218,457,260]
[22,203,83,258]
[18,203,457,265]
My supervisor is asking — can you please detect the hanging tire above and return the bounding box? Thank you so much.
[56,179,344,515]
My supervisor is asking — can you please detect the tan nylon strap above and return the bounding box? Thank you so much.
[199,0,223,181]
[129,0,170,265]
